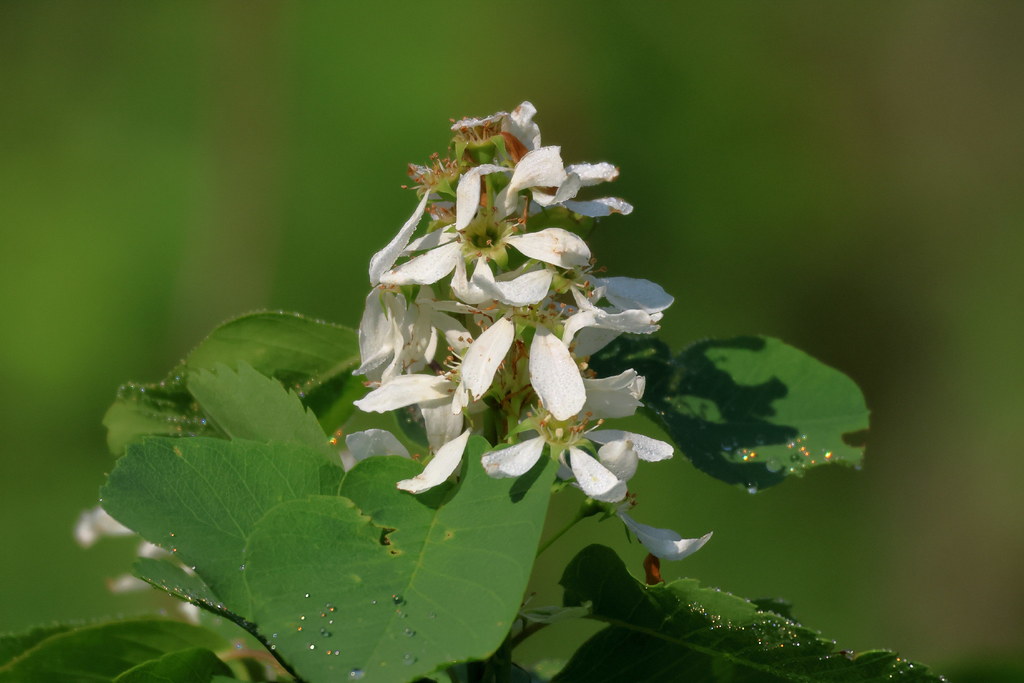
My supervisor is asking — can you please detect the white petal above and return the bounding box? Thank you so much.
[563,306,660,344]
[597,440,639,482]
[75,506,134,548]
[535,172,582,207]
[421,401,465,452]
[397,429,471,493]
[582,370,645,419]
[530,326,585,420]
[504,101,541,150]
[354,374,451,413]
[369,193,430,284]
[507,227,591,269]
[379,241,462,286]
[595,276,674,313]
[501,146,567,215]
[355,289,394,377]
[474,262,554,306]
[569,447,627,502]
[406,226,457,253]
[589,430,673,462]
[456,164,510,230]
[451,110,508,131]
[563,197,633,217]
[452,256,489,304]
[565,162,619,186]
[345,429,410,465]
[461,317,515,400]
[618,512,712,561]
[572,327,622,358]
[481,435,547,478]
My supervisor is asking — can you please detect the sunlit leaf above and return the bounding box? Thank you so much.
[591,335,868,491]
[243,439,556,683]
[100,437,343,615]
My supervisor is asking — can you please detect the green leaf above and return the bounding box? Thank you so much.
[186,362,330,456]
[554,545,942,683]
[0,619,227,683]
[103,312,363,454]
[591,335,869,491]
[0,624,73,668]
[100,437,344,616]
[243,438,556,683]
[183,312,363,433]
[113,647,233,683]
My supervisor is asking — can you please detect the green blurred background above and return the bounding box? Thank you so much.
[2,1,1023,675]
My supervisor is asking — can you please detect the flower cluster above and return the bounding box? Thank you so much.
[350,103,709,561]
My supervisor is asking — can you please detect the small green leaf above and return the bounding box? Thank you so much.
[113,647,233,683]
[555,545,942,683]
[101,437,344,615]
[591,335,869,491]
[103,312,363,453]
[187,362,330,456]
[243,438,556,683]
[0,618,227,683]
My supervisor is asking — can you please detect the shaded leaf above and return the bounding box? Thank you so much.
[187,362,330,456]
[0,624,73,668]
[113,647,232,683]
[0,618,226,683]
[101,437,344,616]
[243,438,557,683]
[555,545,943,683]
[104,312,363,454]
[591,335,868,491]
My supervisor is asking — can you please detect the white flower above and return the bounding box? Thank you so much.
[589,429,674,462]
[368,193,430,285]
[563,284,662,344]
[481,435,547,478]
[618,511,712,561]
[592,276,675,313]
[529,325,586,421]
[341,429,410,471]
[397,429,472,493]
[581,369,645,419]
[568,447,627,502]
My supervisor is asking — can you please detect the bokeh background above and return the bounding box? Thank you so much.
[3,2,1023,677]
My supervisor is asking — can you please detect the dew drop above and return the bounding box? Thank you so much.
[392,593,405,605]
[238,564,246,571]
[304,593,311,598]
[747,486,758,494]
[308,644,315,650]
[403,627,416,637]
[403,653,417,665]
[349,669,365,680]
[370,599,378,606]
[320,628,333,637]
